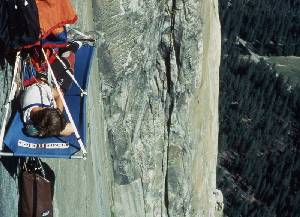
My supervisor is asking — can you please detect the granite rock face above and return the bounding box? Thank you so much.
[0,0,222,216]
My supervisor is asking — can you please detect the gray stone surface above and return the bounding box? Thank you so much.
[0,0,222,216]
[0,61,19,217]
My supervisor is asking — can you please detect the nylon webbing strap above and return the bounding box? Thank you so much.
[67,26,94,39]
[0,52,21,150]
[42,49,87,158]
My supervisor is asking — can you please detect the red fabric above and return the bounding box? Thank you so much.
[23,77,37,87]
[48,49,59,65]
[35,0,77,39]
[23,77,44,87]
[29,47,51,72]
[24,41,68,49]
[67,53,75,71]
[29,47,56,75]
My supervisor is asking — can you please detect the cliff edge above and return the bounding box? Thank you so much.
[0,0,222,216]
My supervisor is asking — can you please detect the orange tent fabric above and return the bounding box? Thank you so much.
[35,0,77,39]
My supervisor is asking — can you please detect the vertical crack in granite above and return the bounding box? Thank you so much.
[163,0,222,216]
[161,0,178,215]
[162,0,186,215]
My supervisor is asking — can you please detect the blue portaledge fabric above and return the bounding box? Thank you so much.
[3,44,94,158]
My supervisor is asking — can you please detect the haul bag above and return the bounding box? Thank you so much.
[20,158,54,217]
[20,171,53,217]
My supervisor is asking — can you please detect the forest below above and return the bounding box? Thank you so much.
[219,0,300,56]
[217,0,300,216]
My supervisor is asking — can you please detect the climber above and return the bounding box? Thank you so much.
[0,0,94,158]
[21,41,82,137]
[21,83,73,137]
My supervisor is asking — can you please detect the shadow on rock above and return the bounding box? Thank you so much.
[0,44,16,69]
[0,154,19,178]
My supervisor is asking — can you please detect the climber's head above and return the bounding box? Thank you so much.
[30,108,67,137]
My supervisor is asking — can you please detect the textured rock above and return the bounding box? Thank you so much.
[0,0,222,216]
[0,63,20,217]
